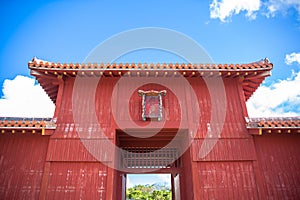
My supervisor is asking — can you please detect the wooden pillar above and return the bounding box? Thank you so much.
[191,161,201,199]
[105,166,115,200]
[121,174,126,200]
[171,173,175,200]
[184,83,198,200]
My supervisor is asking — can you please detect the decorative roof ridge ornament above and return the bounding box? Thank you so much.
[247,57,270,65]
[138,90,166,121]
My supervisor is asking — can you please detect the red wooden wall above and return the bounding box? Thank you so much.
[46,162,107,199]
[186,77,259,199]
[195,161,259,199]
[55,76,247,132]
[0,76,259,199]
[41,77,114,199]
[0,134,49,199]
[254,134,300,199]
[1,74,300,199]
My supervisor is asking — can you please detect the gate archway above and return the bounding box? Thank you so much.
[115,129,193,200]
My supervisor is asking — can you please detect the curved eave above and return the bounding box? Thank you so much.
[30,70,59,103]
[242,72,270,100]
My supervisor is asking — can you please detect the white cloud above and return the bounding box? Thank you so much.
[156,174,171,185]
[126,176,133,188]
[209,0,300,22]
[209,0,261,22]
[0,75,55,117]
[246,70,300,117]
[285,52,300,65]
[265,0,300,17]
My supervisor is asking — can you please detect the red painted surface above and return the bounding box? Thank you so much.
[186,78,250,139]
[45,162,107,199]
[46,139,113,162]
[1,70,300,199]
[192,138,256,161]
[254,134,300,199]
[180,147,194,200]
[55,76,250,133]
[0,134,49,199]
[195,161,259,199]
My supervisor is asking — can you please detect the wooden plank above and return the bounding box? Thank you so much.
[47,139,114,162]
[194,161,259,199]
[46,162,107,199]
[39,162,51,200]
[192,138,256,161]
[254,134,300,199]
[0,134,48,199]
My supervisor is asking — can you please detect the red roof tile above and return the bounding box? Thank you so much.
[247,117,300,135]
[0,117,56,134]
[29,57,273,71]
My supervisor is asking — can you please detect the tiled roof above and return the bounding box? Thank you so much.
[28,57,273,103]
[0,117,56,135]
[2,116,299,136]
[29,57,272,71]
[247,117,300,135]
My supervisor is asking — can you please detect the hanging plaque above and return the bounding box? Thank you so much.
[138,90,166,121]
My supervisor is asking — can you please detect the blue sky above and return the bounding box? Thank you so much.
[127,174,171,188]
[1,0,300,186]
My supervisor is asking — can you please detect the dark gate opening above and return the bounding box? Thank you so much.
[116,129,186,171]
[116,129,189,200]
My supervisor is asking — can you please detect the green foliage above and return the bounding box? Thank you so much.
[126,183,171,200]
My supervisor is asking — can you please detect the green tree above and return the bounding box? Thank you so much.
[126,183,171,200]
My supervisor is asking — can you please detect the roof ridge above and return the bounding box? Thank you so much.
[248,117,300,122]
[0,117,53,121]
[29,57,271,66]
